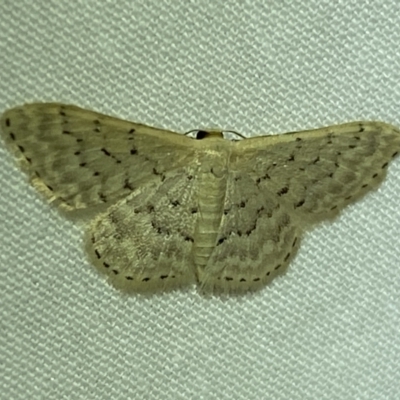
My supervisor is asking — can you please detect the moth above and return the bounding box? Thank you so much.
[1,103,399,293]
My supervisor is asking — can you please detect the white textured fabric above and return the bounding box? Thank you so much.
[1,1,399,399]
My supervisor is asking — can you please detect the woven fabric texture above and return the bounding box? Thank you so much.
[1,1,399,399]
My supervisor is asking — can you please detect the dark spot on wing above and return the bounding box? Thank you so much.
[153,167,162,176]
[93,172,100,176]
[99,193,107,202]
[142,277,150,282]
[79,162,87,167]
[9,132,15,140]
[257,206,264,214]
[95,249,101,259]
[5,118,10,127]
[256,173,271,184]
[103,262,109,268]
[101,148,111,156]
[124,179,134,190]
[217,237,226,245]
[126,276,133,280]
[382,162,388,169]
[62,130,71,135]
[225,277,233,281]
[245,223,257,236]
[151,221,170,236]
[312,156,320,164]
[130,148,137,155]
[277,187,289,196]
[295,199,305,208]
[151,168,166,181]
[128,128,135,134]
[171,200,180,207]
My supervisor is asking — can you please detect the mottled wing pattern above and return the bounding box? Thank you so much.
[235,122,400,224]
[0,103,196,210]
[86,168,200,292]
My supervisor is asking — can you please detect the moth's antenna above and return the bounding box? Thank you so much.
[224,130,246,139]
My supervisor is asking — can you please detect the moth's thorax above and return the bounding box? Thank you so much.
[199,133,231,155]
[199,145,230,176]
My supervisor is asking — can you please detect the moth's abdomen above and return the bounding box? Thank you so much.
[193,167,227,268]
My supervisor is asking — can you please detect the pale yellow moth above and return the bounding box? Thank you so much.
[1,103,399,293]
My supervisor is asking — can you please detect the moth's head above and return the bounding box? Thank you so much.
[195,130,224,140]
[185,129,244,140]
